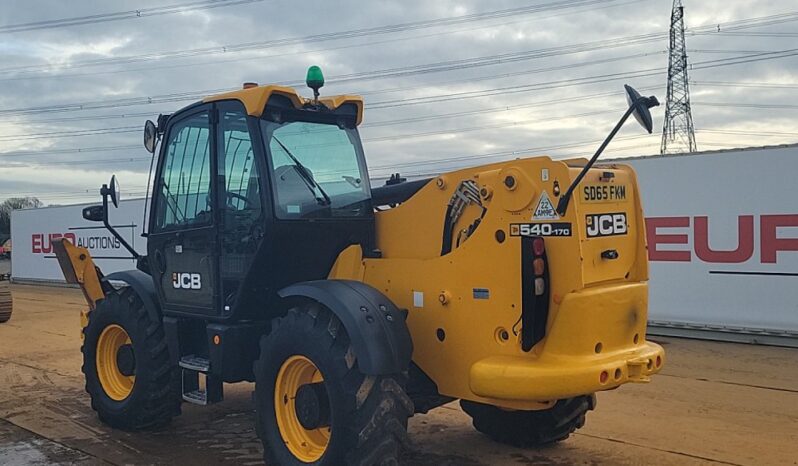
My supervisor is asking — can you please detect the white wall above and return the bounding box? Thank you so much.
[11,199,147,282]
[625,145,798,335]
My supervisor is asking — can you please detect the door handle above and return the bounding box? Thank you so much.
[154,249,166,273]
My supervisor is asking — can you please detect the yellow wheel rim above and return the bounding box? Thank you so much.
[96,324,135,401]
[275,355,330,462]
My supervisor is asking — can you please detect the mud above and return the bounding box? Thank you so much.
[1,283,797,465]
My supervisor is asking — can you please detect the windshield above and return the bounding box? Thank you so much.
[261,120,371,219]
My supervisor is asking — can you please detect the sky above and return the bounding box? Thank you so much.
[0,0,796,206]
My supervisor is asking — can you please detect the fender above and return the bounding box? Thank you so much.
[103,270,161,324]
[278,279,413,375]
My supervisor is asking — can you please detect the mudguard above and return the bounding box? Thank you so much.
[278,279,413,375]
[103,270,161,324]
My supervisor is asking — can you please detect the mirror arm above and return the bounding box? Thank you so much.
[556,100,640,217]
[100,184,140,259]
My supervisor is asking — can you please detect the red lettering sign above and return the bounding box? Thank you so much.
[646,217,691,262]
[30,232,78,254]
[647,214,798,265]
[760,214,798,264]
[31,233,42,253]
[694,215,754,263]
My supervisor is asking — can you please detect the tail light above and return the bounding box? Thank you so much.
[521,236,550,351]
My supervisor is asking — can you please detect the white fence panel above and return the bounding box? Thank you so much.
[11,199,147,282]
[625,145,798,343]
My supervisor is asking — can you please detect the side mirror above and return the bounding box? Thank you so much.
[82,205,105,222]
[101,175,120,208]
[624,84,660,134]
[109,175,120,208]
[144,120,157,153]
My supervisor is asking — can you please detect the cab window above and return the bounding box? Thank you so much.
[261,120,370,219]
[155,112,212,231]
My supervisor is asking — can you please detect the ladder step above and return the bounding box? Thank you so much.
[182,389,211,405]
[179,354,210,372]
[180,360,223,406]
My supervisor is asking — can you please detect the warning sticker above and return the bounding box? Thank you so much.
[532,191,559,220]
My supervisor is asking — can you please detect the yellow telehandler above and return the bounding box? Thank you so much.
[55,66,664,465]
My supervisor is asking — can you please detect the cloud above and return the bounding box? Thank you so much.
[0,0,796,205]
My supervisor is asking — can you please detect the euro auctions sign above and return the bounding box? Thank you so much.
[646,214,798,264]
[625,144,798,337]
[30,232,122,254]
[11,199,146,282]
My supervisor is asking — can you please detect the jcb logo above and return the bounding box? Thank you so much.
[172,273,201,290]
[586,213,627,238]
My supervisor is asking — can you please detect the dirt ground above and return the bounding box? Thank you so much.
[0,284,796,465]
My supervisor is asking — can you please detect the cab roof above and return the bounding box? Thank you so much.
[202,84,365,126]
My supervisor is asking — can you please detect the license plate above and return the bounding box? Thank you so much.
[582,184,627,203]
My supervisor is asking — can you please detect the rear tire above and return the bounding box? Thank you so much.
[82,287,180,430]
[255,304,413,466]
[0,284,12,323]
[460,395,595,447]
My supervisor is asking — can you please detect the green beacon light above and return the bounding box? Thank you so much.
[306,65,324,103]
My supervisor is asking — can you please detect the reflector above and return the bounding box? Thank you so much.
[532,238,545,256]
[533,258,545,276]
[534,278,545,296]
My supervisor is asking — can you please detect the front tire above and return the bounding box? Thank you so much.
[82,288,180,430]
[460,395,596,447]
[255,304,413,465]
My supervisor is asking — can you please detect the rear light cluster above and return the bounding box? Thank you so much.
[521,236,550,352]
[532,238,546,296]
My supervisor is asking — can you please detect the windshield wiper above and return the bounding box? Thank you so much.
[272,136,331,206]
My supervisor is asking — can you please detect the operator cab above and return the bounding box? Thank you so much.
[139,71,375,321]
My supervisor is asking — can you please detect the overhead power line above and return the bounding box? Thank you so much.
[0,50,660,132]
[0,0,265,34]
[693,101,798,109]
[693,80,798,89]
[2,6,796,119]
[1,46,796,145]
[0,0,645,84]
[0,126,139,142]
[3,54,652,126]
[2,38,791,119]
[3,2,796,80]
[0,0,620,75]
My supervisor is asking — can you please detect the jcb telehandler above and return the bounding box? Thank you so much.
[55,66,664,465]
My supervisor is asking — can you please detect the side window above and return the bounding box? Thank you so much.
[155,112,212,231]
[220,110,259,212]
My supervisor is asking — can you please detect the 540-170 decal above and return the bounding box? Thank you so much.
[510,222,573,237]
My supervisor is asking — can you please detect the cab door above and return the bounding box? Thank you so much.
[216,101,267,317]
[148,106,219,316]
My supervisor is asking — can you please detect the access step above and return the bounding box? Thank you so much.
[179,354,210,372]
[179,355,223,405]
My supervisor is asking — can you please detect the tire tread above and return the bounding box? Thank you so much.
[256,305,413,465]
[460,395,595,447]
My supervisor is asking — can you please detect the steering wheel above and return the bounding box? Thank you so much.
[226,191,253,209]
